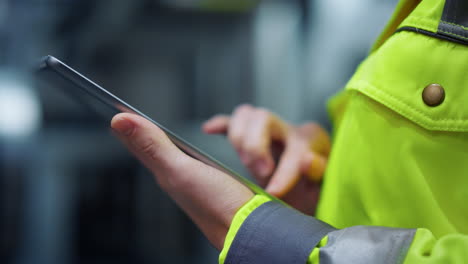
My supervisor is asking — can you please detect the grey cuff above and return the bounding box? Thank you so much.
[320,226,416,264]
[225,201,336,264]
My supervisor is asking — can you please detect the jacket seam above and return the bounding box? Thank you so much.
[347,80,468,131]
[395,26,468,46]
[439,30,468,40]
[440,20,468,30]
[401,16,439,32]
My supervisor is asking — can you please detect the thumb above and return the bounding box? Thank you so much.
[111,113,188,175]
[111,113,255,250]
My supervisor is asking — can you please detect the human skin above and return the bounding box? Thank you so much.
[111,113,254,250]
[111,106,330,249]
[203,104,330,214]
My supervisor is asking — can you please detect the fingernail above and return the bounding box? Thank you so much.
[113,118,134,136]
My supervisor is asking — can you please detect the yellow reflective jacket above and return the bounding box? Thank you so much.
[220,0,468,263]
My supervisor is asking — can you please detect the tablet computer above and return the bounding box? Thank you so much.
[35,55,273,198]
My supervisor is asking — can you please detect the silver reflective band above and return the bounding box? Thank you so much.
[225,201,336,264]
[320,226,416,264]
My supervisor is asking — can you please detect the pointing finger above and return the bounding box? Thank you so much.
[202,115,230,134]
[265,147,303,198]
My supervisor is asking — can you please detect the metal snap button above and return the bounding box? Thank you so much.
[422,84,445,107]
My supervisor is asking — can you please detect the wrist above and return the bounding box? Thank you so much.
[153,158,255,250]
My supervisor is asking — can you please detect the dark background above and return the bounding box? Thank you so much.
[0,0,396,263]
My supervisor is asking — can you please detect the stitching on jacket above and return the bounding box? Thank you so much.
[440,20,468,30]
[359,81,468,122]
[402,17,439,31]
[367,87,468,124]
[439,20,468,40]
[347,81,468,131]
[439,30,468,40]
[364,89,468,130]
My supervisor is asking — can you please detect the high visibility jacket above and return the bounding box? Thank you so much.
[219,0,468,263]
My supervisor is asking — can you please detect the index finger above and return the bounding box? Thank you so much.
[265,146,303,198]
[202,115,230,134]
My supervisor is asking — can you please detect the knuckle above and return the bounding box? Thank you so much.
[135,137,158,160]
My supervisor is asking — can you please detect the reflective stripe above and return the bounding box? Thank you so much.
[438,0,468,43]
[225,201,336,264]
[320,226,416,264]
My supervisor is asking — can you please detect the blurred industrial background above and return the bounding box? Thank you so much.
[0,0,397,263]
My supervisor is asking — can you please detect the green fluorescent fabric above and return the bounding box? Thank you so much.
[220,0,468,263]
[399,0,445,33]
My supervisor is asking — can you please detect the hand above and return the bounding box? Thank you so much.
[203,104,330,214]
[111,113,254,250]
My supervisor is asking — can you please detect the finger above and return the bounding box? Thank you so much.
[227,104,254,153]
[202,115,230,134]
[248,155,275,188]
[111,112,252,203]
[300,151,327,182]
[281,176,321,215]
[297,123,331,157]
[265,146,303,198]
[242,109,286,181]
[111,113,188,175]
[112,114,254,250]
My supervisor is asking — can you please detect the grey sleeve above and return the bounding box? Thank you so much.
[224,201,336,264]
[320,226,416,264]
[224,201,416,264]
